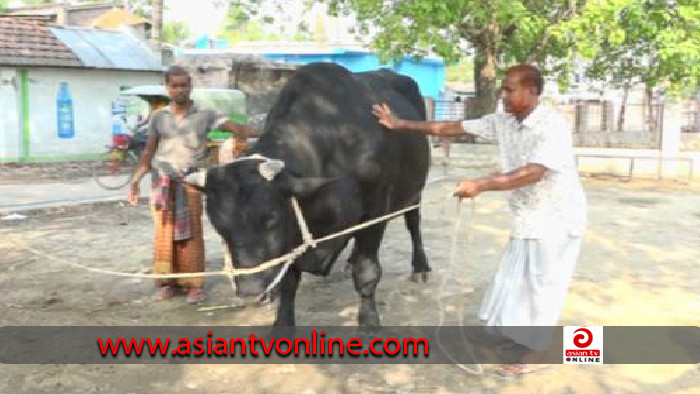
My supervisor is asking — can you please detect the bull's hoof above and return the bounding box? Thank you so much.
[257,292,275,305]
[268,325,296,340]
[343,263,352,273]
[356,326,381,343]
[410,272,431,283]
[358,313,380,328]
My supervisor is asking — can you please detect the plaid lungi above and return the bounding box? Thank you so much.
[150,183,205,289]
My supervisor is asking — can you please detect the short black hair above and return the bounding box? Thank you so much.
[507,64,544,96]
[165,65,191,84]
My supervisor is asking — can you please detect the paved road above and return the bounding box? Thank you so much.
[0,146,495,215]
[0,176,152,214]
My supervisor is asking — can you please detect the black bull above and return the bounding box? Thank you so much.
[187,62,431,326]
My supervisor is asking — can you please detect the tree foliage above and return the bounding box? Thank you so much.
[324,0,587,111]
[128,0,154,20]
[559,0,700,97]
[15,0,53,5]
[218,2,310,44]
[162,20,190,44]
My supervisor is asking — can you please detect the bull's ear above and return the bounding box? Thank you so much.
[184,171,207,191]
[275,172,334,198]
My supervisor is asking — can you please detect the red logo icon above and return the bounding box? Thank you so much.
[573,328,593,348]
[564,326,603,364]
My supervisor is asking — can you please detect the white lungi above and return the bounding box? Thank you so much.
[478,231,582,351]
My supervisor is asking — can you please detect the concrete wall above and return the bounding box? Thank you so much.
[443,143,700,181]
[179,56,298,129]
[0,68,21,161]
[574,148,700,180]
[1,67,161,162]
[573,132,659,149]
[681,133,700,151]
[550,100,663,149]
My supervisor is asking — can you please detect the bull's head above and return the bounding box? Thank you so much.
[184,157,331,298]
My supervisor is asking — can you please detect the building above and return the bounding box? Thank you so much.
[3,2,152,41]
[178,42,446,99]
[0,17,162,163]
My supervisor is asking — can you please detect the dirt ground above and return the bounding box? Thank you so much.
[0,162,97,184]
[1,166,699,394]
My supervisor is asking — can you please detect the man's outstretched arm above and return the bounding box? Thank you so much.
[372,102,468,137]
[219,121,259,139]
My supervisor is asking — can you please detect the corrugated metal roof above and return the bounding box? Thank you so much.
[50,26,161,71]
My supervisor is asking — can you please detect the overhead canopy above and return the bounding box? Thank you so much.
[118,86,247,125]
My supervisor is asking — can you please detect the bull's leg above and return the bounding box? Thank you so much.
[343,240,360,273]
[273,267,301,326]
[404,207,431,283]
[351,223,387,327]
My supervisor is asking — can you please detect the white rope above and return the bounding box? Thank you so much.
[14,198,422,280]
[258,196,316,298]
[433,196,484,375]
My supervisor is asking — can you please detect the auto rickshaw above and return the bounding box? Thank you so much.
[118,85,249,165]
[93,86,249,190]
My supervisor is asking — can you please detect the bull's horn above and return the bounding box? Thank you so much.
[259,159,285,181]
[184,171,207,188]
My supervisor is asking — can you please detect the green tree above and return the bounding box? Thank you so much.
[218,2,310,44]
[563,0,700,96]
[162,20,190,44]
[128,0,154,19]
[324,0,587,113]
[446,58,474,84]
[559,0,700,131]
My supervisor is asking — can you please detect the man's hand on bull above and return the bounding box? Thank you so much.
[372,102,401,129]
[372,102,467,137]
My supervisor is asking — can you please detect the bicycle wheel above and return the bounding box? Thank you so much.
[92,149,137,190]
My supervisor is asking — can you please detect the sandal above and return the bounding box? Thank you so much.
[153,286,176,301]
[187,288,206,304]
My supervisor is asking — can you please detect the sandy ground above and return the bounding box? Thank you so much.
[1,166,699,393]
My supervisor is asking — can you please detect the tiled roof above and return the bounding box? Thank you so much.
[0,17,82,67]
[0,17,161,71]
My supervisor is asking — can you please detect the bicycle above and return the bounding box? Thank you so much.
[92,127,148,190]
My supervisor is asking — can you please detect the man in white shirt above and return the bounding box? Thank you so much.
[372,65,586,376]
